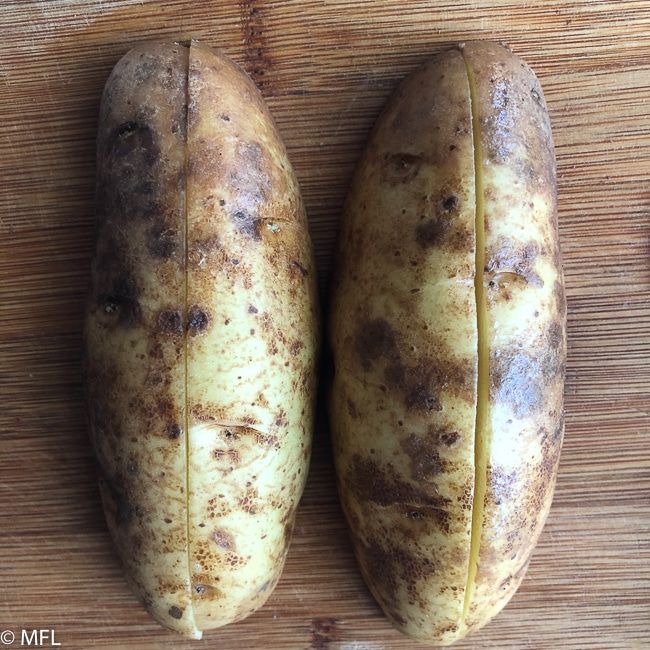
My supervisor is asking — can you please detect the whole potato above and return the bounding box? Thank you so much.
[84,41,319,639]
[328,41,566,645]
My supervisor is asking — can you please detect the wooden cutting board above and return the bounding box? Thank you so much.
[1,1,649,648]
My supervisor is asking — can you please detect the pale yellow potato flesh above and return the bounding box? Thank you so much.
[84,42,319,639]
[329,42,565,645]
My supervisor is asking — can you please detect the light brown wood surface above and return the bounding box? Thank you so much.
[1,1,649,649]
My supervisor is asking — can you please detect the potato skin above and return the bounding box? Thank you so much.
[84,42,319,639]
[328,42,565,645]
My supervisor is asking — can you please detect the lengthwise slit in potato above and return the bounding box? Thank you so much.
[84,42,319,639]
[329,42,566,645]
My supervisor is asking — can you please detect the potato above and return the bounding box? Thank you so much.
[83,41,319,639]
[328,41,566,645]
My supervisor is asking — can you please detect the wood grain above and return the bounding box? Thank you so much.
[1,1,649,648]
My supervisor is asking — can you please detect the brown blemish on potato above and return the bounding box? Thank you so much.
[291,260,309,276]
[146,218,179,259]
[189,234,221,266]
[362,537,436,605]
[99,472,133,524]
[484,419,562,563]
[347,455,451,511]
[346,397,359,419]
[282,520,294,554]
[238,486,260,515]
[230,209,263,240]
[212,529,236,550]
[98,275,142,329]
[111,121,158,163]
[213,447,240,465]
[384,361,443,412]
[156,309,183,334]
[381,152,424,185]
[442,195,459,211]
[400,429,460,482]
[289,340,304,356]
[354,318,398,372]
[552,411,565,444]
[95,122,165,225]
[415,216,452,249]
[187,305,211,335]
[354,318,474,411]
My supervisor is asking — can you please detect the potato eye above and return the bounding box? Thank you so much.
[101,294,122,313]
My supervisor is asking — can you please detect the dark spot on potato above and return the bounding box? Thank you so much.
[283,520,294,553]
[111,122,157,163]
[361,538,435,603]
[348,455,451,510]
[530,87,542,105]
[189,234,221,266]
[167,423,182,440]
[354,318,398,371]
[291,260,309,276]
[355,319,474,410]
[384,361,443,412]
[168,605,183,620]
[231,209,262,240]
[415,216,451,249]
[187,305,210,335]
[99,473,132,524]
[400,430,450,481]
[147,219,178,259]
[156,309,182,334]
[238,486,259,515]
[289,340,304,356]
[212,529,235,550]
[442,195,459,211]
[381,152,423,185]
[95,118,165,225]
[98,275,141,328]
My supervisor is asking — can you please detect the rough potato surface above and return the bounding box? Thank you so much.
[328,42,565,645]
[84,42,319,639]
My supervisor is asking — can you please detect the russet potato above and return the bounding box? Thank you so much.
[84,41,319,639]
[328,41,566,645]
